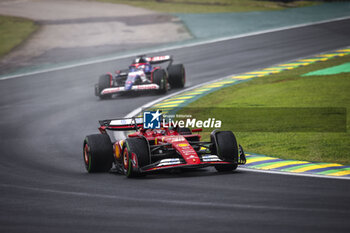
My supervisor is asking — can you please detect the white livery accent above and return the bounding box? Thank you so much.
[201,155,222,162]
[101,84,159,95]
[128,70,147,82]
[157,158,182,167]
[150,55,171,62]
[110,118,143,126]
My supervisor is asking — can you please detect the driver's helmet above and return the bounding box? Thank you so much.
[132,56,148,64]
[153,129,166,136]
[130,56,152,73]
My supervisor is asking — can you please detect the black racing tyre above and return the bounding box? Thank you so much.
[214,163,238,172]
[153,69,168,94]
[98,74,112,99]
[167,64,185,88]
[83,134,114,173]
[210,130,239,172]
[178,127,192,135]
[122,137,151,178]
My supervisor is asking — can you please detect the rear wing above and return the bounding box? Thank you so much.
[147,55,173,65]
[99,117,143,131]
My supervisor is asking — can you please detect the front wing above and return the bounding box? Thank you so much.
[97,84,159,96]
[140,155,240,173]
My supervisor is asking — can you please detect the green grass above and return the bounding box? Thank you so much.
[180,55,350,164]
[96,0,320,13]
[0,15,38,58]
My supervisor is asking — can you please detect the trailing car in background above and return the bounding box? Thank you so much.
[83,117,246,177]
[95,55,185,99]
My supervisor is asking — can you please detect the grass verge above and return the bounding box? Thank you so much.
[0,15,38,58]
[180,55,350,164]
[96,0,320,13]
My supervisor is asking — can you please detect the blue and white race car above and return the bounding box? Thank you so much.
[95,55,185,99]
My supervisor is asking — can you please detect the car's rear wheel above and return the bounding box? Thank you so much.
[83,134,114,173]
[122,137,151,178]
[97,74,112,99]
[210,130,238,172]
[168,64,185,88]
[153,69,168,94]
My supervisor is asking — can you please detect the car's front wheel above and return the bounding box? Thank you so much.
[210,130,239,172]
[122,137,151,178]
[153,69,168,94]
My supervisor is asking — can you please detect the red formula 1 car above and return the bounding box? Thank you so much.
[95,55,185,99]
[83,117,246,177]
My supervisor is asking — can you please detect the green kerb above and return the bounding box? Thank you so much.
[303,62,350,76]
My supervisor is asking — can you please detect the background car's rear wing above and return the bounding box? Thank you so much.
[99,117,143,131]
[147,55,173,66]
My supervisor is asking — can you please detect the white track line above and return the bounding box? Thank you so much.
[1,15,350,81]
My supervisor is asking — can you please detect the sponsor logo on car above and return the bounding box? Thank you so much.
[143,110,162,129]
[178,143,189,147]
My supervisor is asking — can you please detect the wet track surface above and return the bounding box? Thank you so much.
[0,19,350,232]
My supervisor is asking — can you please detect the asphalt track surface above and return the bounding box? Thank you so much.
[1,19,350,233]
